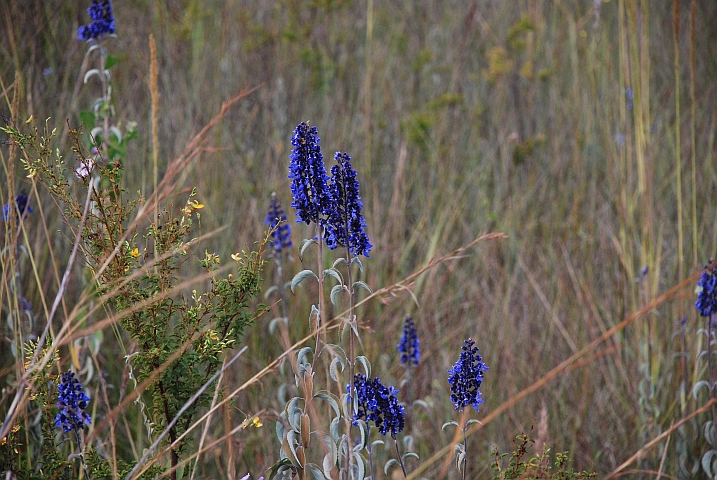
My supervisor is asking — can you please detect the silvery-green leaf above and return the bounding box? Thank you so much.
[283,431,300,468]
[383,459,399,475]
[314,391,341,417]
[323,451,335,479]
[330,284,348,306]
[330,416,341,442]
[352,451,365,480]
[355,420,368,449]
[83,69,102,84]
[442,421,459,431]
[333,257,348,268]
[352,281,372,293]
[323,267,343,285]
[402,452,419,461]
[457,451,466,471]
[296,347,314,365]
[305,463,325,480]
[269,317,287,335]
[694,380,711,400]
[412,399,430,410]
[351,256,364,273]
[402,435,414,451]
[276,412,287,441]
[371,440,384,449]
[291,269,319,293]
[277,384,289,404]
[329,355,345,382]
[264,285,279,299]
[299,238,318,260]
[702,450,717,477]
[466,419,482,427]
[355,356,371,377]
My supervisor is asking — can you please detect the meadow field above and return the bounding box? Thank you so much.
[2,1,717,478]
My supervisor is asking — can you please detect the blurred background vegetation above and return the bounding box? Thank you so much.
[2,0,717,477]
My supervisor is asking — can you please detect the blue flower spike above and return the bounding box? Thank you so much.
[325,151,372,257]
[265,193,292,256]
[288,122,332,226]
[348,373,405,438]
[447,338,488,411]
[54,371,92,433]
[696,259,717,318]
[398,317,420,366]
[78,0,115,41]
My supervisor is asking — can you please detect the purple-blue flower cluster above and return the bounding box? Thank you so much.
[78,0,115,41]
[265,194,292,256]
[54,371,92,433]
[2,191,32,222]
[325,152,372,257]
[287,123,372,257]
[288,122,332,226]
[348,373,405,437]
[398,317,420,366]
[447,338,488,411]
[696,262,717,318]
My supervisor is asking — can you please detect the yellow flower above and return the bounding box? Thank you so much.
[189,200,204,210]
[130,247,139,258]
[231,253,241,262]
[251,417,263,428]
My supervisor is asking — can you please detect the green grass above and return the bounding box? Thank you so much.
[2,0,717,478]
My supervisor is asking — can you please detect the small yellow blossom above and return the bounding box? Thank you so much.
[130,248,139,258]
[251,417,263,428]
[231,253,241,262]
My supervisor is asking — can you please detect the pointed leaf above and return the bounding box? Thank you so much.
[314,391,341,418]
[323,267,344,285]
[306,463,325,480]
[296,347,314,365]
[402,452,419,461]
[355,356,371,377]
[329,355,345,382]
[83,68,102,84]
[384,459,399,475]
[330,284,348,306]
[333,257,348,268]
[442,421,459,431]
[351,256,364,272]
[352,281,372,294]
[299,238,318,260]
[291,269,319,293]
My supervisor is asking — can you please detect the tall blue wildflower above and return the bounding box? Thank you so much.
[447,338,488,411]
[54,371,92,433]
[325,152,372,257]
[348,373,405,437]
[2,191,33,222]
[78,0,115,41]
[288,122,332,227]
[398,317,420,366]
[265,193,292,256]
[696,261,717,317]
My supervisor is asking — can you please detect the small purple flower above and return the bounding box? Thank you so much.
[696,261,717,318]
[398,317,420,366]
[2,191,33,222]
[447,338,488,412]
[54,371,92,433]
[265,193,292,256]
[78,0,115,41]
